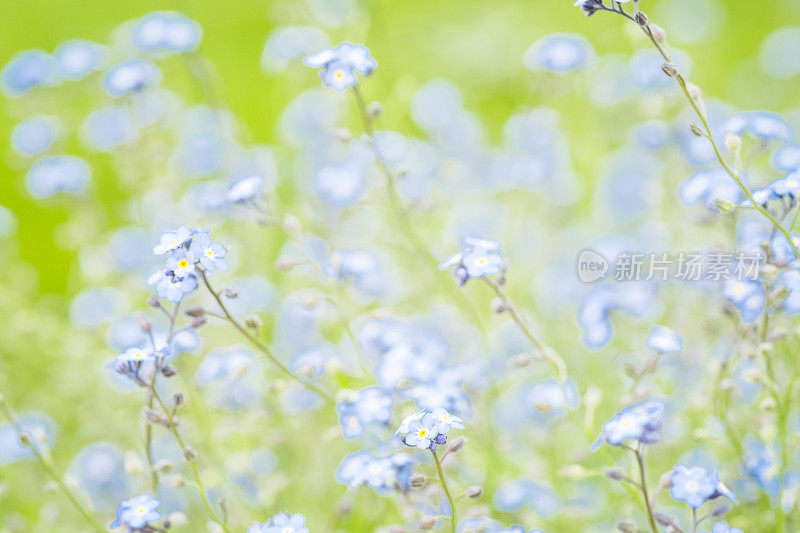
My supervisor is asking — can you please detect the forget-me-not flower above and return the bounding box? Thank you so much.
[304,42,377,91]
[593,399,664,451]
[646,325,683,354]
[440,238,504,285]
[669,465,738,509]
[109,493,160,530]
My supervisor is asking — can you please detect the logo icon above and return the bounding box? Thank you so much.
[577,248,608,283]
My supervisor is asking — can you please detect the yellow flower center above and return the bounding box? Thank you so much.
[178,259,189,268]
[418,429,427,437]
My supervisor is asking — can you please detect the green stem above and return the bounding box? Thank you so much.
[482,277,568,383]
[149,386,231,533]
[0,399,105,533]
[432,449,457,533]
[632,446,659,533]
[350,84,487,333]
[198,268,334,404]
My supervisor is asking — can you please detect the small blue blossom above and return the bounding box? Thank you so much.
[304,42,376,91]
[227,174,263,203]
[109,493,160,530]
[336,450,416,494]
[81,106,136,152]
[396,408,460,451]
[592,399,664,451]
[54,40,105,80]
[669,465,738,509]
[771,143,800,173]
[1,50,57,96]
[573,0,604,17]
[103,59,161,97]
[153,226,193,255]
[723,279,766,323]
[646,325,683,354]
[725,111,793,141]
[523,33,594,74]
[0,412,55,465]
[247,512,308,533]
[703,522,743,533]
[440,238,504,285]
[133,11,202,54]
[190,233,228,271]
[25,155,90,199]
[679,168,743,211]
[336,386,392,440]
[11,117,57,157]
[107,347,156,383]
[260,26,329,73]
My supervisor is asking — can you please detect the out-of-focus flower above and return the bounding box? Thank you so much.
[592,399,664,451]
[646,325,683,354]
[304,42,376,91]
[669,465,738,509]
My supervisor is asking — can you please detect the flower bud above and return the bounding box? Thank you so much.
[161,366,177,378]
[245,315,262,330]
[635,11,647,25]
[689,123,704,137]
[711,503,731,517]
[173,393,184,407]
[191,316,207,328]
[725,132,742,151]
[617,519,637,532]
[183,447,197,461]
[651,23,667,43]
[509,353,531,368]
[18,432,31,446]
[137,315,151,333]
[409,473,427,488]
[147,296,161,308]
[223,287,239,299]
[156,460,172,473]
[491,298,508,314]
[448,436,467,453]
[605,468,625,481]
[712,199,734,213]
[419,516,436,529]
[367,101,383,118]
[185,307,204,317]
[687,83,702,100]
[164,474,185,487]
[465,485,483,498]
[661,62,678,77]
[333,128,353,143]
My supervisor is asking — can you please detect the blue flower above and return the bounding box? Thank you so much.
[335,450,417,495]
[153,226,193,255]
[103,59,161,97]
[523,33,594,74]
[190,233,229,271]
[336,386,392,440]
[679,168,743,211]
[133,11,202,54]
[704,522,743,533]
[669,465,738,509]
[11,117,57,157]
[81,106,136,152]
[304,42,376,91]
[440,238,503,285]
[431,407,464,434]
[1,50,57,96]
[723,279,766,323]
[247,512,308,533]
[771,143,800,173]
[573,0,603,17]
[396,408,459,451]
[25,155,90,199]
[725,111,793,141]
[107,347,156,383]
[147,268,198,303]
[646,325,683,354]
[109,493,160,530]
[261,26,329,73]
[0,412,55,465]
[54,40,105,80]
[227,175,263,203]
[592,399,664,451]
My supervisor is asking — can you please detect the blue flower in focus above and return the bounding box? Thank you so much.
[395,408,457,451]
[440,238,503,285]
[723,279,766,323]
[247,512,308,533]
[11,117,57,157]
[592,399,664,451]
[25,155,90,199]
[703,522,743,533]
[133,11,202,54]
[646,325,683,354]
[1,50,57,96]
[431,407,464,434]
[669,465,738,509]
[523,33,594,74]
[54,40,105,80]
[190,233,228,271]
[304,42,376,91]
[336,386,392,440]
[107,347,156,383]
[573,0,603,17]
[103,59,161,97]
[109,493,160,530]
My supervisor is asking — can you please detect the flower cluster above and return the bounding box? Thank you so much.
[395,407,464,451]
[147,226,228,303]
[439,238,504,286]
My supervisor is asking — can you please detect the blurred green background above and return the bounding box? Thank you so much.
[2,0,800,531]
